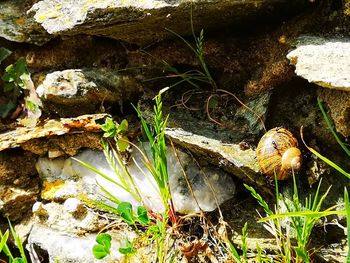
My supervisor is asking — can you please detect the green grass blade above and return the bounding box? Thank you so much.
[0,229,9,252]
[258,209,345,222]
[244,184,273,215]
[307,146,350,179]
[226,240,242,263]
[345,188,350,263]
[8,220,27,263]
[72,157,133,194]
[318,97,350,157]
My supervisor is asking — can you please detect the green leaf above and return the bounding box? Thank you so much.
[92,244,109,259]
[137,206,150,225]
[118,239,136,255]
[0,47,11,64]
[0,230,9,252]
[117,119,128,134]
[117,136,129,152]
[96,233,112,251]
[295,247,310,263]
[13,258,25,263]
[117,202,134,224]
[2,64,16,82]
[92,233,112,259]
[101,117,117,137]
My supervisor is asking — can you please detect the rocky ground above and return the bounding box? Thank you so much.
[0,0,350,262]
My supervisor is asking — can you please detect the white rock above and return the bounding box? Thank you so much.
[287,37,350,90]
[36,144,236,214]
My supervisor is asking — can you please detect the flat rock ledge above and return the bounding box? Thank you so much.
[165,128,273,195]
[25,0,306,45]
[287,36,350,90]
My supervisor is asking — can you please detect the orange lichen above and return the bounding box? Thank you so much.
[41,180,65,199]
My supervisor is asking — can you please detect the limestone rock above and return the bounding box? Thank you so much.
[164,128,273,195]
[27,223,140,263]
[28,0,307,45]
[36,69,142,117]
[0,114,107,152]
[287,37,350,90]
[36,146,236,214]
[0,0,51,45]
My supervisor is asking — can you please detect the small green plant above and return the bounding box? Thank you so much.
[0,220,28,263]
[76,88,173,262]
[244,174,333,263]
[0,48,42,126]
[92,233,112,259]
[119,239,136,256]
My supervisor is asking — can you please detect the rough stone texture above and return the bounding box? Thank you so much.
[318,89,350,138]
[27,202,144,263]
[25,36,128,72]
[36,147,236,213]
[164,128,274,195]
[287,36,350,90]
[0,186,38,221]
[0,114,107,152]
[345,0,350,16]
[36,69,142,117]
[21,132,102,157]
[0,150,39,220]
[0,0,50,45]
[28,0,307,45]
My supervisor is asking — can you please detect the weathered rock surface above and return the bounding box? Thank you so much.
[0,114,106,152]
[36,146,236,214]
[318,89,350,138]
[0,0,50,45]
[287,36,350,90]
[0,150,39,220]
[28,0,307,45]
[36,69,142,117]
[164,128,272,195]
[27,201,144,263]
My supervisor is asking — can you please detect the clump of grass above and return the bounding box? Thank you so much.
[0,219,28,263]
[75,88,174,262]
[0,48,42,126]
[242,174,335,263]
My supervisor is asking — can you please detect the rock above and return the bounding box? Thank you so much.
[25,36,128,72]
[36,145,236,214]
[345,0,350,16]
[0,150,39,220]
[0,185,38,221]
[28,0,307,45]
[30,201,106,234]
[27,201,144,263]
[318,89,350,138]
[36,69,142,117]
[287,36,350,90]
[164,128,273,195]
[0,0,51,45]
[0,114,107,152]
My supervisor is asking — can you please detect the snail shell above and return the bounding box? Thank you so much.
[256,127,302,180]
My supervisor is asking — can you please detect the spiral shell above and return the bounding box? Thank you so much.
[256,127,302,180]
